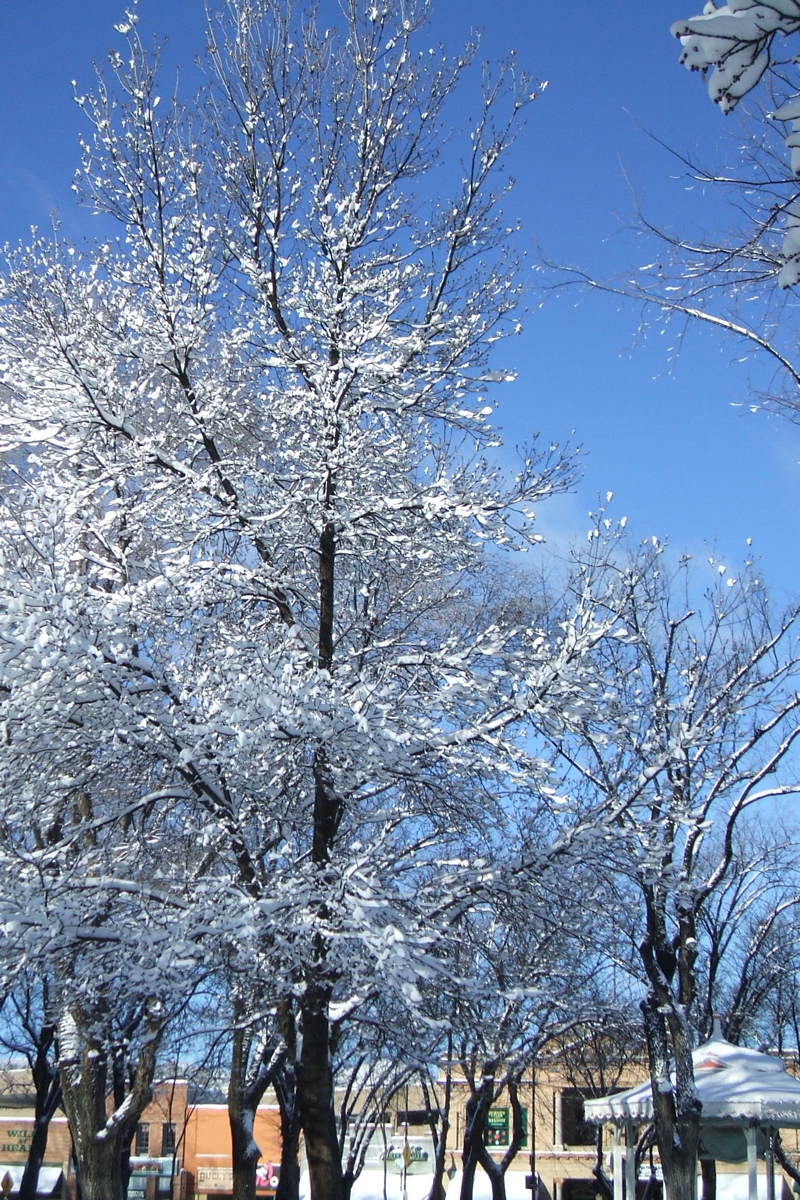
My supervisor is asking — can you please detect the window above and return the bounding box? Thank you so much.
[562,1180,599,1200]
[161,1123,177,1156]
[395,1110,430,1128]
[559,1090,595,1147]
[134,1124,150,1156]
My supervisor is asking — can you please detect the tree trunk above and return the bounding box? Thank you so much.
[19,1024,61,1200]
[297,994,343,1200]
[470,1079,525,1200]
[230,1103,260,1200]
[593,1126,614,1200]
[460,1081,493,1200]
[701,1158,717,1200]
[423,1061,452,1200]
[228,1013,278,1200]
[19,1115,52,1200]
[58,1008,159,1200]
[274,1064,301,1200]
[475,1152,507,1200]
[642,998,701,1200]
[71,1132,129,1200]
[291,482,344,1200]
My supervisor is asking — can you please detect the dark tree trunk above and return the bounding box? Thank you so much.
[19,1021,61,1200]
[466,1077,526,1200]
[297,994,342,1200]
[474,1150,508,1200]
[274,1062,301,1200]
[423,1059,452,1200]
[701,1158,717,1200]
[593,1125,614,1200]
[228,1006,282,1200]
[19,1116,53,1200]
[638,884,703,1200]
[473,1079,525,1200]
[642,996,702,1200]
[230,1108,260,1200]
[460,1079,494,1200]
[290,476,345,1200]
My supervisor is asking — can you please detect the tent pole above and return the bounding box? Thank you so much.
[746,1126,758,1200]
[625,1120,636,1200]
[765,1128,775,1200]
[614,1125,623,1200]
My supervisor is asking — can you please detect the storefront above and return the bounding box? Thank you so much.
[182,1104,282,1200]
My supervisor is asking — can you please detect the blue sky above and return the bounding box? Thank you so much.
[1,1,799,597]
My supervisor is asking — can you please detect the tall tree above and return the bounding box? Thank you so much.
[0,3,630,1199]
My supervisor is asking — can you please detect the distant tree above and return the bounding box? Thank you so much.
[547,998,647,1200]
[694,825,800,1044]
[331,1010,417,1200]
[443,873,600,1200]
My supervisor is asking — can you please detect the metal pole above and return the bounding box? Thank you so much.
[746,1126,758,1200]
[766,1128,775,1200]
[613,1125,623,1200]
[625,1120,636,1200]
[402,1084,409,1200]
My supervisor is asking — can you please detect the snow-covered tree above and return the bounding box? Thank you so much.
[537,537,800,1200]
[0,3,632,1199]
[547,5,800,422]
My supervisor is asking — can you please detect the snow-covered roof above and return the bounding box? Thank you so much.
[584,1026,800,1127]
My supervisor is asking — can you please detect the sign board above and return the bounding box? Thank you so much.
[131,1158,180,1177]
[196,1164,279,1192]
[255,1163,280,1190]
[197,1166,234,1191]
[364,1138,432,1175]
[0,1130,31,1157]
[485,1108,510,1147]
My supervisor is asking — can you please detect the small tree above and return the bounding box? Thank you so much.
[0,972,62,1200]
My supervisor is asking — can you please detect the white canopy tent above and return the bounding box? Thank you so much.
[583,1020,800,1200]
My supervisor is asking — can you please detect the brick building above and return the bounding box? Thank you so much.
[0,1073,282,1200]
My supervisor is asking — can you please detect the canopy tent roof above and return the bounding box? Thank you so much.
[584,1023,800,1128]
